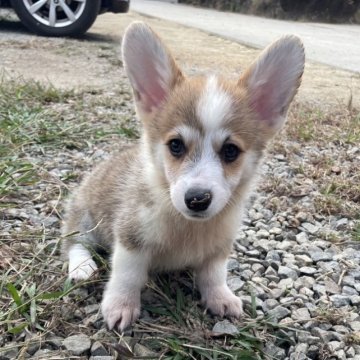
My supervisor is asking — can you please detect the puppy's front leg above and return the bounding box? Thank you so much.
[196,255,243,318]
[101,242,150,331]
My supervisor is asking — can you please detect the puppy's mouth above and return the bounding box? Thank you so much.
[182,210,212,221]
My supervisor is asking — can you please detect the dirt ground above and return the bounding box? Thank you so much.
[0,10,359,109]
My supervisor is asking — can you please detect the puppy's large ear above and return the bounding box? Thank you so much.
[122,22,184,118]
[240,35,304,134]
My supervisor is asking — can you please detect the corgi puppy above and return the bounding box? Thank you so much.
[62,22,304,331]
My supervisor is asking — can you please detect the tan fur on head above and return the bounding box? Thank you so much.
[62,22,305,332]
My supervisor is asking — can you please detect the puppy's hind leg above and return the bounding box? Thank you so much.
[68,242,98,281]
[63,210,99,281]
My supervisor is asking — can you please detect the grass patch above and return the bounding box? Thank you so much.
[287,103,360,146]
[352,222,360,242]
[0,76,138,200]
[264,102,360,220]
[1,232,286,359]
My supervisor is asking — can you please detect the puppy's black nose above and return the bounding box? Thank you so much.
[185,189,212,212]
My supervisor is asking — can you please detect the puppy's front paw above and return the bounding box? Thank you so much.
[202,286,243,318]
[69,258,98,281]
[101,290,140,331]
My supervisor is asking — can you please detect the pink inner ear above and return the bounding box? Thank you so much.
[129,52,171,114]
[138,76,167,113]
[250,82,276,124]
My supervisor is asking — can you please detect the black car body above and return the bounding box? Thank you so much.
[0,0,130,36]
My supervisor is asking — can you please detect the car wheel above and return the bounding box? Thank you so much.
[11,0,101,37]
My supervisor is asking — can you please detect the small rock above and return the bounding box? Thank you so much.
[295,254,313,266]
[242,296,263,308]
[332,325,349,334]
[277,240,296,251]
[227,277,245,292]
[327,341,343,352]
[350,322,360,331]
[294,343,308,354]
[278,278,294,289]
[324,279,341,294]
[263,343,286,360]
[350,295,360,305]
[63,334,91,356]
[245,249,261,257]
[331,166,341,174]
[292,307,311,321]
[295,212,308,222]
[46,336,64,349]
[342,286,358,296]
[254,239,272,252]
[227,259,240,271]
[0,345,18,360]
[308,249,333,262]
[269,227,282,235]
[84,304,100,315]
[269,287,286,299]
[278,266,298,280]
[312,327,336,342]
[268,305,291,321]
[252,263,265,273]
[299,266,317,275]
[266,250,281,262]
[297,333,320,345]
[262,299,279,312]
[330,295,350,307]
[313,284,327,296]
[335,218,348,229]
[134,343,156,357]
[302,222,319,234]
[335,349,346,360]
[296,232,308,244]
[212,320,239,336]
[33,349,60,358]
[346,347,356,357]
[256,229,270,239]
[343,276,356,287]
[91,341,108,356]
[307,345,320,358]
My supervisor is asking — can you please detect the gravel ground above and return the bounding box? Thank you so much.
[1,10,359,360]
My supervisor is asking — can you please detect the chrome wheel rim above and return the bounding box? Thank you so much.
[23,0,86,28]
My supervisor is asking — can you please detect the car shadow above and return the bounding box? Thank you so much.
[78,32,119,43]
[0,18,29,35]
[0,18,118,43]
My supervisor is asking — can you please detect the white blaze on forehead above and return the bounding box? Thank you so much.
[174,125,201,144]
[197,76,233,132]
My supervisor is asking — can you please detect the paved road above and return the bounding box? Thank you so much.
[131,0,360,73]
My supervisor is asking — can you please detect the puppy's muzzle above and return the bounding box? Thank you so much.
[184,188,212,212]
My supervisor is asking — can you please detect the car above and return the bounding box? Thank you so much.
[0,0,130,37]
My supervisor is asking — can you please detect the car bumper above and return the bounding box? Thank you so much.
[109,0,130,13]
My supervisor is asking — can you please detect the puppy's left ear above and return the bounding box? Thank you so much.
[240,35,305,134]
[122,22,184,118]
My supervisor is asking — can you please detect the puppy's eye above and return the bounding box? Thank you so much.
[168,139,186,157]
[221,143,240,163]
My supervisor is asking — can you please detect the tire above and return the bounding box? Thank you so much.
[11,0,101,37]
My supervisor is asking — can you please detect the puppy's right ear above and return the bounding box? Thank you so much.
[122,22,184,117]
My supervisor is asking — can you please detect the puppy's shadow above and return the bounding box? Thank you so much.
[141,271,201,323]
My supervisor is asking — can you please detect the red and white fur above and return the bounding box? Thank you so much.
[62,22,304,331]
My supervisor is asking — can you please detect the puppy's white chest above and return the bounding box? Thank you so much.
[137,205,232,271]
